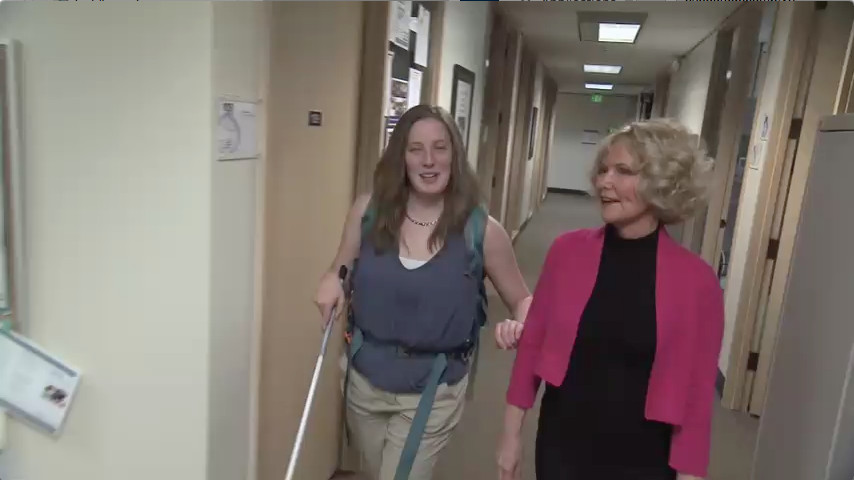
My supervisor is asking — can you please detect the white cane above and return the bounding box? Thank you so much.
[285,265,348,480]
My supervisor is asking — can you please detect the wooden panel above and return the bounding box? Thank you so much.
[490,31,522,223]
[424,2,445,105]
[539,78,558,203]
[533,77,557,209]
[476,11,509,204]
[259,4,364,479]
[353,3,390,196]
[505,48,536,235]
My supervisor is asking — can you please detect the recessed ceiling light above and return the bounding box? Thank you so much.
[584,64,623,75]
[598,23,641,43]
[586,83,614,91]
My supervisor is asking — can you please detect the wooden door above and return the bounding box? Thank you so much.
[699,5,763,269]
[477,13,508,207]
[745,2,854,415]
[504,48,536,236]
[489,32,522,224]
[720,1,819,411]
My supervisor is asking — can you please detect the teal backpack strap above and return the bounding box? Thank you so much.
[395,208,487,480]
[464,205,488,283]
[394,353,449,480]
[462,206,488,402]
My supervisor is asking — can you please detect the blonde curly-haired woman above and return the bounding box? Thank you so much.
[497,119,724,480]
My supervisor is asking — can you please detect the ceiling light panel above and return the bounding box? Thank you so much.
[577,12,647,44]
[584,64,622,75]
[585,83,614,91]
[598,23,641,43]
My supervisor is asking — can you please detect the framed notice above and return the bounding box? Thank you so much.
[0,330,82,436]
[450,65,475,151]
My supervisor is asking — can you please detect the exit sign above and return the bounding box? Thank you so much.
[591,94,603,103]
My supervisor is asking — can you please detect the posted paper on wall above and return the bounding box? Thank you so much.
[408,69,423,110]
[0,330,81,436]
[217,99,258,161]
[388,1,412,50]
[454,80,472,143]
[414,6,430,67]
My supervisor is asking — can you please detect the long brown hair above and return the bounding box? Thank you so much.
[369,105,482,252]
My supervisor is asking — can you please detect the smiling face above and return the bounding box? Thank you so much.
[405,118,453,196]
[594,140,654,228]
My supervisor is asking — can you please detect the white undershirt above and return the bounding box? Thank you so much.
[399,256,428,270]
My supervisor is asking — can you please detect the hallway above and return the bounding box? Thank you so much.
[434,192,759,480]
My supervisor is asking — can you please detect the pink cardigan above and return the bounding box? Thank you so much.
[507,227,724,477]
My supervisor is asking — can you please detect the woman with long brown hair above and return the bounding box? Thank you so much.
[314,105,531,480]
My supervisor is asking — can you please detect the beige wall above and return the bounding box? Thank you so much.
[257,3,363,480]
[210,4,270,480]
[666,33,718,136]
[438,1,490,169]
[0,2,215,479]
[548,93,637,192]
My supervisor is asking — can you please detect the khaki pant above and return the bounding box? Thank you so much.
[341,356,468,480]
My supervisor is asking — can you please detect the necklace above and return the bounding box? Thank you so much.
[405,213,438,227]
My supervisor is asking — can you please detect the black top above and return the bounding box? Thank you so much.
[536,224,675,479]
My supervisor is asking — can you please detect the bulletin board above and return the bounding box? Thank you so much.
[384,1,437,148]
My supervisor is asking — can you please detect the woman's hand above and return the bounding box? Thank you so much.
[313,270,345,327]
[495,319,524,350]
[496,431,523,480]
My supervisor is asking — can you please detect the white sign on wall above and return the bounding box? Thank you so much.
[217,98,258,161]
[0,330,82,436]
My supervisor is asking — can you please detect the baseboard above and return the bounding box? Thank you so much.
[716,369,726,397]
[547,187,590,196]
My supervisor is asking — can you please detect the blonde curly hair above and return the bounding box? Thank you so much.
[590,118,713,224]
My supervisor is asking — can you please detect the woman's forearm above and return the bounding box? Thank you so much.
[502,404,527,437]
[512,295,532,324]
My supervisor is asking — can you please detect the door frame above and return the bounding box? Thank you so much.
[504,47,536,236]
[719,1,819,410]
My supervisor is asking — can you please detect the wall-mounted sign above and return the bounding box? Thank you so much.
[217,98,258,161]
[0,330,82,436]
[308,111,322,127]
[591,94,603,103]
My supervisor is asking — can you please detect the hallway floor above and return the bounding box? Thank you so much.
[434,193,759,480]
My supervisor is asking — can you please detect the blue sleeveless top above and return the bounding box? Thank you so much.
[350,233,481,394]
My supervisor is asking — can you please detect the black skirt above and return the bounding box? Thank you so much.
[535,386,677,480]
